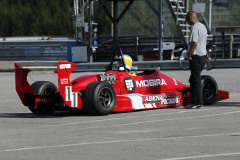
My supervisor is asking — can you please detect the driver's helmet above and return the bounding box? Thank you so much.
[121,54,132,71]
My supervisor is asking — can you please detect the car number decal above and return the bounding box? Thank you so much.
[65,86,78,107]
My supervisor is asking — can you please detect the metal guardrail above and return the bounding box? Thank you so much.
[95,34,240,62]
[95,36,181,62]
[75,59,240,71]
[0,36,240,70]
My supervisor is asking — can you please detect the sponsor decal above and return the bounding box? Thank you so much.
[59,64,71,69]
[99,74,117,84]
[61,78,68,84]
[136,79,167,87]
[124,77,136,93]
[142,94,180,105]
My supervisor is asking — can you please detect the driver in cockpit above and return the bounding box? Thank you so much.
[118,54,136,76]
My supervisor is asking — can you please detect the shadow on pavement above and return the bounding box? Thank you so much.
[0,110,90,118]
[211,102,240,107]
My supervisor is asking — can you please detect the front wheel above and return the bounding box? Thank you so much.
[84,81,116,116]
[201,75,218,105]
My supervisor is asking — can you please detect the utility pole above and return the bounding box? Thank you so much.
[186,0,189,13]
[158,0,163,60]
[208,0,213,30]
[89,0,93,62]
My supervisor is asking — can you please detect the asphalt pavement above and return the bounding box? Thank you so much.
[0,63,240,160]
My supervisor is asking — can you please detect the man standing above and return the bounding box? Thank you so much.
[185,11,207,109]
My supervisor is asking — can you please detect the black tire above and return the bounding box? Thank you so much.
[84,81,116,116]
[30,81,57,115]
[179,49,190,71]
[201,75,218,105]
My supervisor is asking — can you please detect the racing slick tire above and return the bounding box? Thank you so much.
[84,81,116,116]
[30,81,58,115]
[201,75,218,105]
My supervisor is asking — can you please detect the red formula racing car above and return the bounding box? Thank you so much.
[15,47,229,116]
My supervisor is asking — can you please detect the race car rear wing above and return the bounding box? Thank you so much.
[15,61,58,71]
[15,61,78,108]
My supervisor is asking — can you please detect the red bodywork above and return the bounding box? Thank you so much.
[15,61,229,112]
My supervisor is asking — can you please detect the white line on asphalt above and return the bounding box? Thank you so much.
[111,127,207,134]
[93,110,240,129]
[40,107,230,128]
[0,73,14,75]
[54,110,240,130]
[1,131,240,153]
[0,100,19,103]
[160,152,240,160]
[230,93,240,97]
[39,110,194,127]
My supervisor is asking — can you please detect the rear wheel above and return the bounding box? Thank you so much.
[84,81,116,116]
[201,75,218,105]
[30,81,57,115]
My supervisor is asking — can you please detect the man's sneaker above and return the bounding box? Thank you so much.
[192,104,204,109]
[184,104,195,109]
[184,104,203,109]
[196,105,204,109]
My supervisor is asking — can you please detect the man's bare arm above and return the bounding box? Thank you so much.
[188,42,197,60]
